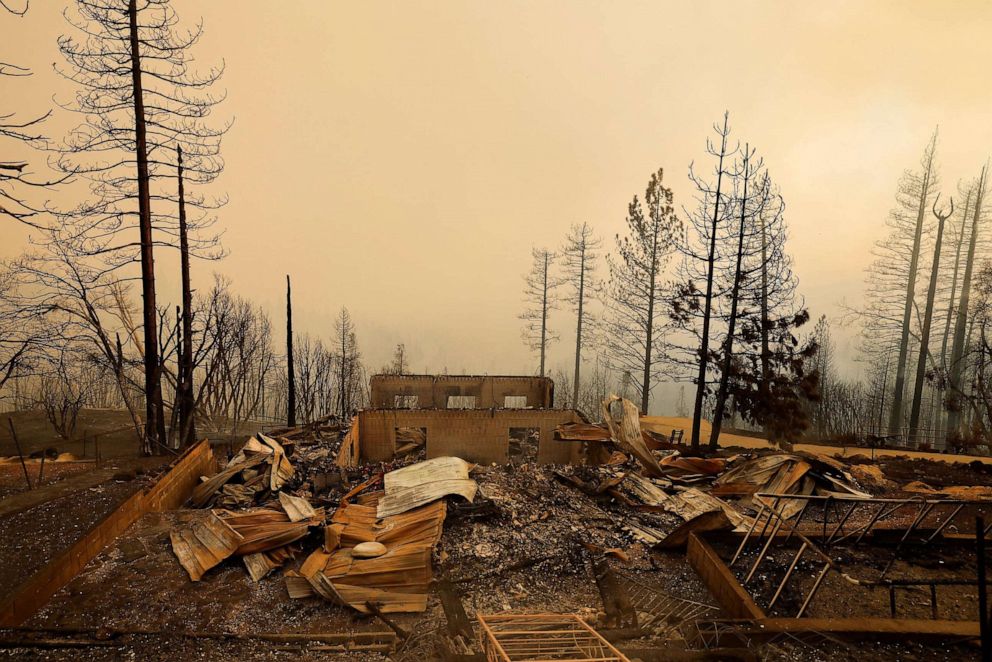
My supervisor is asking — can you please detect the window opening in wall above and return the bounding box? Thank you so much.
[447,395,477,409]
[394,394,419,408]
[395,427,427,457]
[508,427,539,464]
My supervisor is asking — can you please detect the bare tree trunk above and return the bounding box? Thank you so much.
[540,251,549,378]
[947,166,987,444]
[759,208,771,409]
[177,145,197,446]
[939,189,971,435]
[340,329,347,418]
[641,221,659,415]
[573,242,585,406]
[909,197,953,442]
[286,275,296,427]
[116,331,144,444]
[128,0,165,454]
[888,141,936,436]
[875,349,890,436]
[172,304,182,444]
[942,190,972,367]
[709,147,750,449]
[691,114,729,452]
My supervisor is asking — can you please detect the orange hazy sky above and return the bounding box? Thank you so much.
[3,1,992,407]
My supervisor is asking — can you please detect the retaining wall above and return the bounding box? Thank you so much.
[0,440,214,626]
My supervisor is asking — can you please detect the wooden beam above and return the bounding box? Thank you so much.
[686,533,764,620]
[752,617,979,639]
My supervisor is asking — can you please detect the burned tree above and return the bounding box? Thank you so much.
[388,343,408,375]
[1,3,63,225]
[603,168,681,414]
[286,274,296,427]
[886,132,939,436]
[707,146,760,448]
[195,278,277,434]
[671,126,808,448]
[907,195,954,442]
[293,333,333,424]
[808,315,834,438]
[946,166,989,444]
[669,114,736,451]
[176,145,196,446]
[0,262,60,395]
[335,307,361,418]
[14,236,147,443]
[54,0,227,452]
[519,247,558,377]
[963,261,992,439]
[561,223,602,407]
[741,173,809,442]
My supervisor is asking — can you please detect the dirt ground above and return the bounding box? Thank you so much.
[0,409,273,463]
[856,454,992,488]
[0,462,96,500]
[31,510,379,635]
[647,415,992,466]
[0,473,153,601]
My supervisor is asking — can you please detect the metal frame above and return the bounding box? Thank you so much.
[729,492,992,618]
[680,618,850,656]
[618,572,717,633]
[476,613,630,662]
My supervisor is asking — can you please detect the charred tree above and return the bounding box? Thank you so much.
[947,166,988,443]
[519,247,558,377]
[603,168,681,414]
[55,0,227,453]
[669,113,735,452]
[887,132,939,436]
[286,274,296,427]
[177,145,196,446]
[127,0,165,450]
[941,186,973,371]
[561,222,602,407]
[335,307,357,418]
[519,248,559,377]
[709,146,756,449]
[908,195,953,441]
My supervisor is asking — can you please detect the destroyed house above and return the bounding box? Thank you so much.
[335,373,595,466]
[369,374,554,410]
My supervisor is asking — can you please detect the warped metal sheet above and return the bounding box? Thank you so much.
[217,507,323,555]
[377,457,478,518]
[279,492,317,522]
[555,422,611,442]
[190,453,268,508]
[170,512,243,581]
[303,500,446,613]
[602,395,666,477]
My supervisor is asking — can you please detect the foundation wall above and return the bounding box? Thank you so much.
[356,408,585,465]
[369,375,554,410]
[0,440,215,627]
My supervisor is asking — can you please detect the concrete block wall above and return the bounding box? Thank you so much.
[356,408,584,465]
[369,374,554,410]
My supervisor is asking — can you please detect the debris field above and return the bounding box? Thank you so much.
[2,396,992,661]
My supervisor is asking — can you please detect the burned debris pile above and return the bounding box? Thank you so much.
[153,399,992,660]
